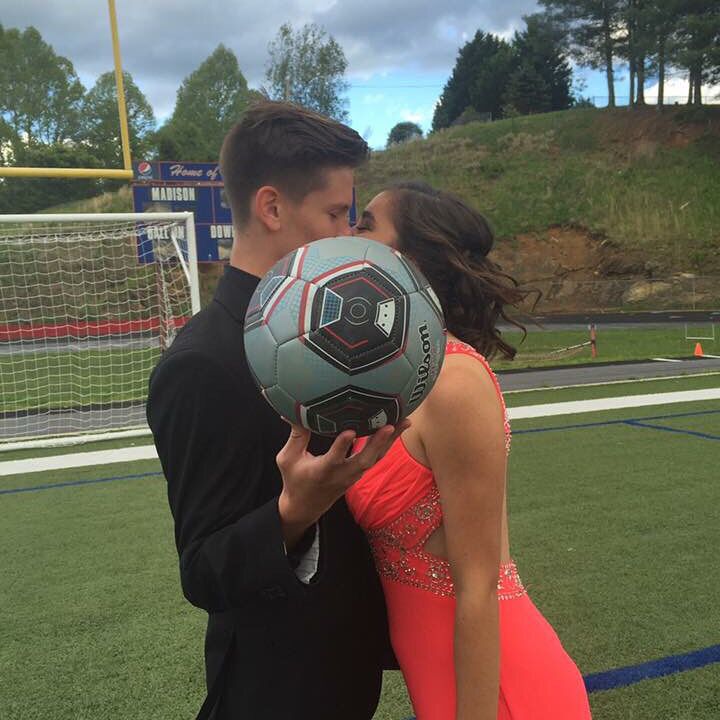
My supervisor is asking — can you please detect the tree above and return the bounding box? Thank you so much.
[617,0,665,106]
[539,0,624,107]
[0,24,84,150]
[0,143,101,213]
[503,63,552,115]
[670,1,720,105]
[433,16,571,129]
[509,14,573,112]
[432,32,514,130]
[644,0,680,107]
[81,71,155,166]
[156,45,251,161]
[386,122,423,147]
[469,42,517,120]
[265,23,349,121]
[0,117,17,161]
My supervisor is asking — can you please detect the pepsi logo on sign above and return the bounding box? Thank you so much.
[137,162,153,180]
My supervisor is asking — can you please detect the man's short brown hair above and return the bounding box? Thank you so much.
[219,101,369,227]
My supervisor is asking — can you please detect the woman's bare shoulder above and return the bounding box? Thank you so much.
[413,352,504,442]
[413,351,507,489]
[430,351,499,404]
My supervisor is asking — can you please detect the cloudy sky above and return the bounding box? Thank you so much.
[0,0,708,149]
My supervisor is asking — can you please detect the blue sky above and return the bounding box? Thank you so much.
[347,72,450,146]
[345,65,712,148]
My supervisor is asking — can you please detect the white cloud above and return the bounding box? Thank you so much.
[1,0,544,136]
[0,0,541,117]
[401,109,426,124]
[644,77,720,104]
[298,0,338,12]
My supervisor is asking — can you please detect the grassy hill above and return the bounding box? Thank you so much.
[39,184,135,215]
[359,106,720,274]
[32,106,720,311]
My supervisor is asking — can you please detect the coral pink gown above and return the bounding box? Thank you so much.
[346,341,592,719]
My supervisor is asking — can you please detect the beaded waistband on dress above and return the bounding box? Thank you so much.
[367,485,527,601]
[497,561,526,601]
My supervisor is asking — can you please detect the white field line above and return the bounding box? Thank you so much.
[0,428,151,453]
[0,445,158,478]
[508,388,720,420]
[503,370,720,394]
[1,388,719,478]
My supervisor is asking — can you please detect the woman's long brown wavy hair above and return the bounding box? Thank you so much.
[387,182,537,360]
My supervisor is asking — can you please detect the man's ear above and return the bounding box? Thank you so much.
[254,186,282,232]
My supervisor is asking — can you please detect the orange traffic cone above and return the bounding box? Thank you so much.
[694,342,704,357]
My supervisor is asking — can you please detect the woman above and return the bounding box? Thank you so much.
[347,182,591,720]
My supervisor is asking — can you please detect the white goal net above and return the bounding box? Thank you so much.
[0,212,200,449]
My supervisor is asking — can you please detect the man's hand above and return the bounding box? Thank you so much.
[276,421,410,548]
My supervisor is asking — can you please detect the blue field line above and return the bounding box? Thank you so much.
[0,471,163,496]
[513,408,720,437]
[625,419,720,441]
[583,643,720,692]
[403,643,720,717]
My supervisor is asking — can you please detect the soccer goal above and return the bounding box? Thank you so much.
[0,212,200,450]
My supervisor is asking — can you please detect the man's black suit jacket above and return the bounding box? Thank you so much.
[146,266,395,720]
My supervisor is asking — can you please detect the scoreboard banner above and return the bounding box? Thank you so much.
[134,161,223,184]
[132,161,231,261]
[132,161,358,262]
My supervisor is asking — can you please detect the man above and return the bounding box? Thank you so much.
[146,101,405,720]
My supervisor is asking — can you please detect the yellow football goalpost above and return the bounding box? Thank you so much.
[0,0,133,180]
[0,2,202,450]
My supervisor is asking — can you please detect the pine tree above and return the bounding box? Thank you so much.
[432,32,514,130]
[670,0,720,105]
[511,14,573,112]
[540,0,624,107]
[503,62,552,115]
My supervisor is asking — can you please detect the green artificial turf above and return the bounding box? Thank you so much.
[492,327,719,370]
[1,326,716,420]
[0,347,159,413]
[1,396,718,719]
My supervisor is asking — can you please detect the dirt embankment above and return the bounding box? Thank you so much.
[491,226,716,312]
[490,108,720,312]
[593,106,719,156]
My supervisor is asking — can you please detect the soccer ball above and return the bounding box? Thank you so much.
[243,236,446,436]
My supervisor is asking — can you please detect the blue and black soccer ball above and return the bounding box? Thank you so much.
[243,236,446,436]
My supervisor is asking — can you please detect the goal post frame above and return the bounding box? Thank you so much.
[0,167,134,180]
[0,0,133,181]
[0,210,201,449]
[0,211,201,315]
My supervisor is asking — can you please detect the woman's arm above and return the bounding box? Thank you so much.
[419,355,508,720]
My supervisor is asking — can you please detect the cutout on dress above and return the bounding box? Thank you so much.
[422,524,448,561]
